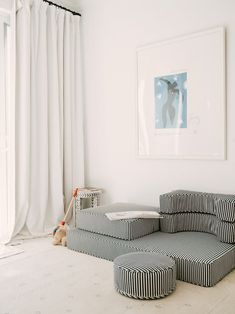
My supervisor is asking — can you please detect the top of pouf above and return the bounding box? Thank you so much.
[114,252,175,270]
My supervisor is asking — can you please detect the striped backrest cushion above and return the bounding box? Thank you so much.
[160,190,235,243]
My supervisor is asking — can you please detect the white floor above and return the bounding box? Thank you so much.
[0,237,235,314]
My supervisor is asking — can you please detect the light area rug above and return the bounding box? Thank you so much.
[0,237,235,314]
[0,245,24,259]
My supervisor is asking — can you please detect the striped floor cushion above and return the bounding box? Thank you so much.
[160,190,235,243]
[76,203,159,240]
[114,252,176,299]
[67,229,235,287]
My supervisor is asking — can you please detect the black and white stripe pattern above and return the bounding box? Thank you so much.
[160,213,235,243]
[215,197,235,222]
[160,190,216,214]
[160,213,218,233]
[67,229,235,287]
[76,203,159,240]
[217,221,235,243]
[114,252,176,299]
[160,190,235,243]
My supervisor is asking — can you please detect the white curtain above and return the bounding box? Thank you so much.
[0,5,15,244]
[14,0,84,237]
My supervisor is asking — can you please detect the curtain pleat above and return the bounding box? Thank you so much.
[63,12,73,209]
[57,9,65,185]
[28,0,49,233]
[14,0,31,236]
[73,17,84,188]
[46,5,64,228]
[14,0,83,237]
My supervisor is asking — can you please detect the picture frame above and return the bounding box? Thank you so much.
[136,27,226,160]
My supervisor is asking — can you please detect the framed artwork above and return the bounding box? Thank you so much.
[137,27,226,159]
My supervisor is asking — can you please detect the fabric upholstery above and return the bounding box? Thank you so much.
[67,229,235,287]
[76,203,160,240]
[114,252,176,299]
[160,190,235,243]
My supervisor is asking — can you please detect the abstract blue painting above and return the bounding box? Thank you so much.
[154,72,187,129]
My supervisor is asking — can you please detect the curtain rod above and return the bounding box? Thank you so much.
[43,0,82,16]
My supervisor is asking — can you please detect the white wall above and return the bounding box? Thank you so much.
[0,0,13,11]
[78,0,235,206]
[56,0,80,11]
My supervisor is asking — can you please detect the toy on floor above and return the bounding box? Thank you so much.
[52,224,67,246]
[52,188,79,246]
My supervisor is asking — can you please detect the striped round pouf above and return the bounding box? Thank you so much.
[114,252,176,299]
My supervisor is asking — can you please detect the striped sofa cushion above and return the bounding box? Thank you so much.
[76,203,160,240]
[161,213,235,243]
[160,190,235,243]
[67,228,235,287]
[215,196,235,222]
[160,190,216,214]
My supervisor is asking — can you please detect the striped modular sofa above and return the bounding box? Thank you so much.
[67,191,235,287]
